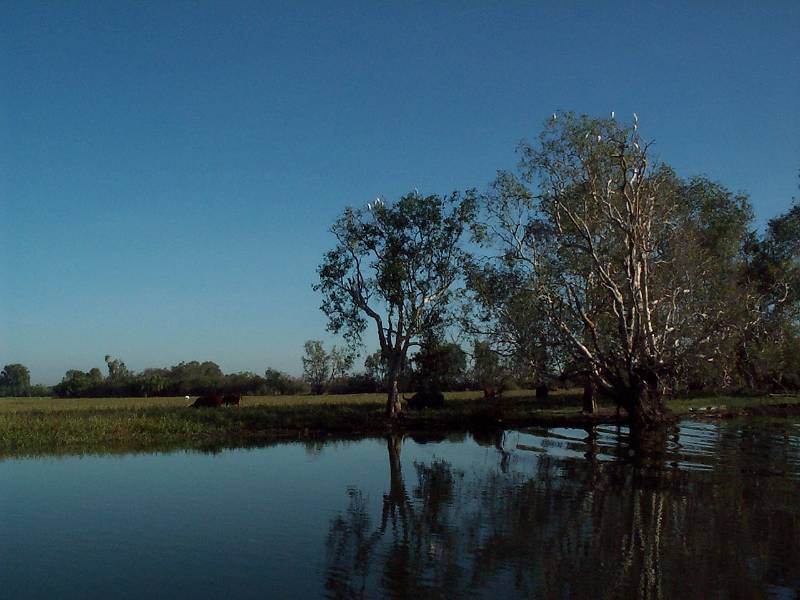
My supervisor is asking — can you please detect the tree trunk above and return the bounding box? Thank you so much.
[387,434,404,497]
[582,379,597,414]
[385,360,403,418]
[627,372,669,431]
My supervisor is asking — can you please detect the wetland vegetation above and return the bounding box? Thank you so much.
[2,391,799,459]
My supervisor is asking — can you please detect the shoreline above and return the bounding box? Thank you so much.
[1,392,798,459]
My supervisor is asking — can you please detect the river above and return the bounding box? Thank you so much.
[1,419,798,598]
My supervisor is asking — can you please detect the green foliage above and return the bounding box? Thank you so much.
[264,368,307,395]
[104,354,130,381]
[302,340,329,394]
[302,340,355,394]
[469,112,759,420]
[315,190,477,416]
[469,341,503,388]
[0,363,32,396]
[730,193,800,392]
[316,191,476,348]
[363,350,387,383]
[51,357,280,398]
[410,339,467,392]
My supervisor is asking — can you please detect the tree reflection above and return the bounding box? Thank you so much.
[325,424,800,599]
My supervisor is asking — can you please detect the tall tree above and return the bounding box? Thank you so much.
[364,350,390,390]
[104,355,129,381]
[302,340,331,394]
[411,338,467,392]
[736,195,800,390]
[302,340,356,394]
[469,340,503,389]
[328,345,355,383]
[474,112,752,428]
[264,367,305,395]
[316,191,476,417]
[0,363,31,396]
[464,258,560,385]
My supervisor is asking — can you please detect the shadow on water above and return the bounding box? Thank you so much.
[325,422,800,599]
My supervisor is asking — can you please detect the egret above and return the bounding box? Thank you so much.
[633,112,638,123]
[610,111,615,119]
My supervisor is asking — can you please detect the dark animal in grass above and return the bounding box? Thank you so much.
[403,390,445,410]
[535,384,549,399]
[222,394,241,406]
[482,385,505,400]
[190,394,223,408]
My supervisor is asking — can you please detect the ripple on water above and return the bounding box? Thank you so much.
[506,418,800,480]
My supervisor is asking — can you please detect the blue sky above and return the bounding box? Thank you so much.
[2,1,798,384]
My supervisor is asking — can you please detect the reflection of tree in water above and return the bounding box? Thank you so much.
[325,424,800,599]
[326,434,466,599]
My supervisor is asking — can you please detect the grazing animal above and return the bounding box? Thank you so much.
[191,394,223,408]
[482,385,505,401]
[403,390,445,410]
[222,394,241,406]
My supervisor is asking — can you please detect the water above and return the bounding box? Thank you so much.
[1,420,798,599]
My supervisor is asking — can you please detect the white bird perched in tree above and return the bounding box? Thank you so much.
[633,112,638,123]
[367,202,373,211]
[552,112,557,121]
[597,135,602,142]
[610,111,615,119]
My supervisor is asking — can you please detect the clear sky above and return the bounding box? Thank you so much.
[2,1,798,384]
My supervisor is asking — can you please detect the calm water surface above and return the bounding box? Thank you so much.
[1,420,798,599]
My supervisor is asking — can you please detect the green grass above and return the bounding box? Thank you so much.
[1,390,798,459]
[0,389,534,413]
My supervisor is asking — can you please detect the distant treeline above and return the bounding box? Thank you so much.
[1,339,540,398]
[0,359,306,398]
[53,358,311,398]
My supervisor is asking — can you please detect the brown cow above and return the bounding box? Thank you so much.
[190,395,223,408]
[222,394,241,406]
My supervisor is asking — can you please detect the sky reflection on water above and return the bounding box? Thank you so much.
[1,420,798,599]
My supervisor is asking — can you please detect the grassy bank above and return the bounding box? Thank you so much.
[1,391,799,458]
